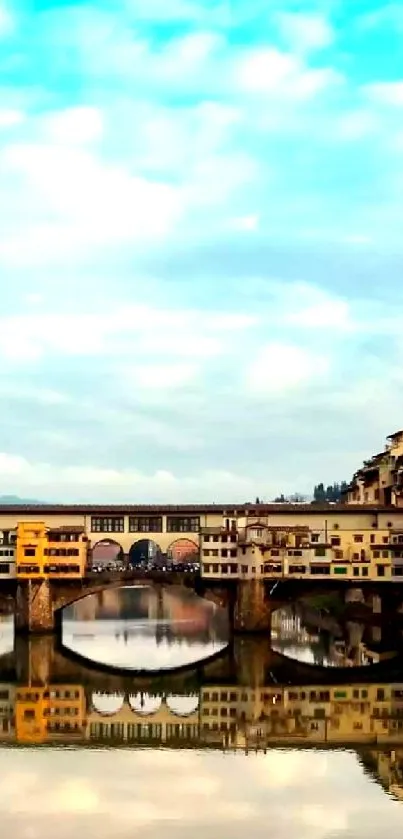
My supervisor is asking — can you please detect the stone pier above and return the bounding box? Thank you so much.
[233,580,272,632]
[15,581,54,633]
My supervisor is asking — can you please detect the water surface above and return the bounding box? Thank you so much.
[0,589,402,837]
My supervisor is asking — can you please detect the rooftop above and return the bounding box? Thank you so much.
[0,502,398,515]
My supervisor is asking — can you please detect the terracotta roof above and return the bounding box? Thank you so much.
[0,502,397,515]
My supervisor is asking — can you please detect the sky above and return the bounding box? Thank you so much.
[0,0,403,502]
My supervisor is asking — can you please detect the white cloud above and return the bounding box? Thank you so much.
[0,109,24,128]
[123,362,199,389]
[236,47,341,99]
[1,143,182,248]
[0,453,257,502]
[365,81,403,106]
[0,303,256,365]
[246,342,330,395]
[276,12,334,53]
[43,107,104,145]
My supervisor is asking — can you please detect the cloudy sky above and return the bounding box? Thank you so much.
[0,0,402,502]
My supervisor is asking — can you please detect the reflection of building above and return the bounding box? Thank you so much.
[200,682,403,751]
[15,684,86,743]
[16,523,89,579]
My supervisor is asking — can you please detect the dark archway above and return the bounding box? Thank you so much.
[167,538,199,566]
[91,539,124,569]
[129,539,163,569]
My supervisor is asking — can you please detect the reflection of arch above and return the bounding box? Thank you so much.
[128,694,163,715]
[167,539,199,565]
[92,540,124,567]
[165,695,199,716]
[129,539,162,568]
[92,692,124,715]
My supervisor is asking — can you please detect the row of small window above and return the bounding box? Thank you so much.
[203,563,392,576]
[203,549,237,558]
[23,707,79,719]
[23,547,80,557]
[17,564,81,574]
[0,549,14,557]
[204,707,237,717]
[203,535,237,544]
[89,723,198,738]
[18,689,81,701]
[91,516,200,533]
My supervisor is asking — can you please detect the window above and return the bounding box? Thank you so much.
[311,534,320,543]
[383,536,389,543]
[353,552,359,560]
[91,517,124,533]
[354,535,363,542]
[353,567,360,577]
[241,565,247,573]
[24,548,36,557]
[315,547,326,557]
[393,567,403,576]
[382,550,389,558]
[129,517,162,533]
[310,565,330,575]
[0,563,10,574]
[289,565,306,574]
[331,537,340,546]
[230,549,237,558]
[167,517,200,533]
[221,549,228,557]
[334,550,344,559]
[334,566,347,575]
[362,567,368,577]
[377,565,386,577]
[370,534,375,543]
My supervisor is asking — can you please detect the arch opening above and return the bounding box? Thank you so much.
[91,692,125,715]
[129,539,163,569]
[167,539,199,568]
[91,539,124,571]
[165,694,200,716]
[128,693,163,715]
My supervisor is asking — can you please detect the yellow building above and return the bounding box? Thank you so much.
[16,522,89,580]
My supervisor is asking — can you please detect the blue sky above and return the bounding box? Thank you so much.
[0,0,402,502]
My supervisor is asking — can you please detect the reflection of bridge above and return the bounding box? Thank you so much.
[1,638,403,802]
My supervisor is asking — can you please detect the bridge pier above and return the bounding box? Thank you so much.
[15,581,55,633]
[233,580,272,633]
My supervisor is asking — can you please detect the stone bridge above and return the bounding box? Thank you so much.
[3,570,403,634]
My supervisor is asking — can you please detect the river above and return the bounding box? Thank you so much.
[0,586,402,838]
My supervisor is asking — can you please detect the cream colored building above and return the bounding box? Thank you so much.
[347,429,403,507]
[1,502,403,582]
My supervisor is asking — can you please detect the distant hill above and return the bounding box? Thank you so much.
[0,495,44,505]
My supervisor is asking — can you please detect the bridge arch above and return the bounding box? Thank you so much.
[129,539,162,568]
[128,693,163,715]
[91,539,124,568]
[91,692,125,715]
[167,538,199,566]
[165,694,199,716]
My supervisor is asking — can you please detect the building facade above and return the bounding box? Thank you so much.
[0,502,402,582]
[346,429,403,506]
